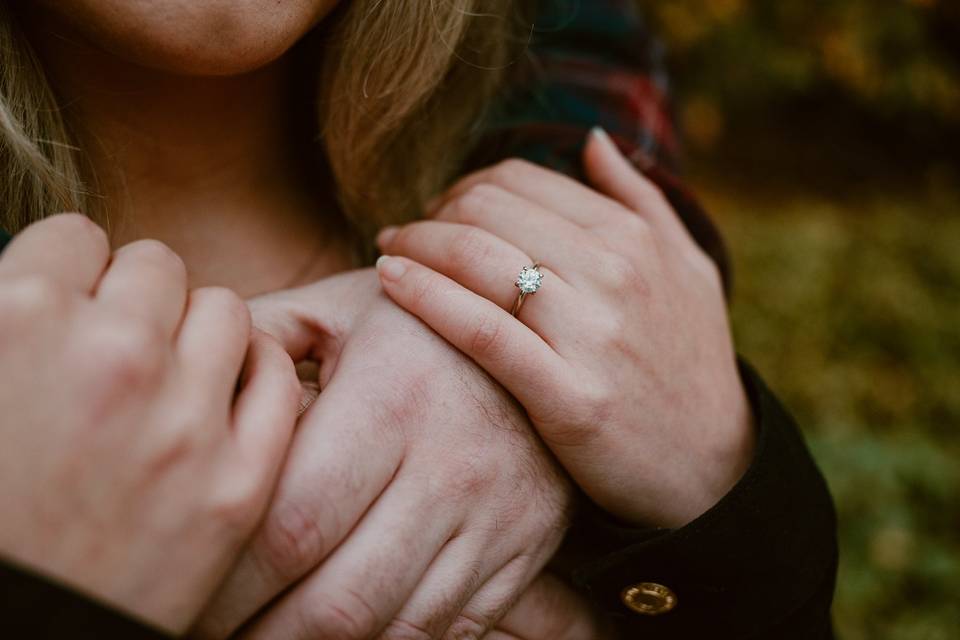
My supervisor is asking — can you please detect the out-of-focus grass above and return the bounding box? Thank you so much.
[699,184,960,639]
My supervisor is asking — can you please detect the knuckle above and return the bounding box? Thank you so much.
[438,461,494,503]
[208,464,267,541]
[379,619,433,640]
[253,499,332,584]
[375,370,433,437]
[639,181,668,206]
[590,311,631,353]
[451,184,503,223]
[49,212,109,252]
[282,363,306,410]
[406,271,435,311]
[121,239,187,280]
[621,212,654,239]
[647,183,672,209]
[597,251,646,293]
[464,312,506,360]
[443,612,488,640]
[390,222,421,251]
[691,251,724,288]
[254,331,301,396]
[537,382,613,449]
[447,226,494,267]
[624,175,668,210]
[575,380,617,428]
[200,286,252,330]
[142,421,200,475]
[88,321,166,388]
[209,482,262,538]
[308,588,379,640]
[2,275,68,317]
[516,464,574,535]
[491,158,533,186]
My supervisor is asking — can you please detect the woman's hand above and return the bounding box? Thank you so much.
[374,129,755,528]
[0,215,300,634]
[193,269,573,640]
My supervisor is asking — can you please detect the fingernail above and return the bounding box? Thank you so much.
[376,225,399,248]
[591,126,619,154]
[376,255,407,281]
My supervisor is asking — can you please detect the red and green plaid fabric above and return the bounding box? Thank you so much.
[473,0,731,289]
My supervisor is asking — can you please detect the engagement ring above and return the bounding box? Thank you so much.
[511,264,543,317]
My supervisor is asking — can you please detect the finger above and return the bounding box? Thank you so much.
[238,476,455,640]
[440,555,539,640]
[495,573,609,640]
[248,289,331,364]
[194,366,406,639]
[230,329,300,487]
[423,184,606,287]
[431,159,626,229]
[95,239,188,337]
[380,533,509,639]
[176,287,251,409]
[584,127,693,245]
[379,220,537,307]
[248,275,370,388]
[377,220,580,338]
[375,256,571,411]
[0,213,110,293]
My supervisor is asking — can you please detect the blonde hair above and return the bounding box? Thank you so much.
[0,1,528,241]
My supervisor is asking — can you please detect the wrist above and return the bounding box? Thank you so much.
[663,383,757,528]
[585,382,756,529]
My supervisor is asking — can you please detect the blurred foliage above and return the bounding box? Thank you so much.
[645,0,960,155]
[639,1,960,638]
[711,189,960,640]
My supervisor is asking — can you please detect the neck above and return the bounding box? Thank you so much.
[24,22,357,296]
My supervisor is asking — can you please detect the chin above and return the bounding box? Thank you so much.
[28,0,341,76]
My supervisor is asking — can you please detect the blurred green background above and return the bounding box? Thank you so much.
[643,1,960,638]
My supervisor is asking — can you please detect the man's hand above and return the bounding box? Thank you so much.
[489,574,613,640]
[193,270,573,639]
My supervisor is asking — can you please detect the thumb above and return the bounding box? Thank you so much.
[246,283,345,374]
[246,268,383,389]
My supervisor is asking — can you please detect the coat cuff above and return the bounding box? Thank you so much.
[561,361,838,638]
[0,560,173,639]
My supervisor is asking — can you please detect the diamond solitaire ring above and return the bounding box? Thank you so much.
[511,263,543,317]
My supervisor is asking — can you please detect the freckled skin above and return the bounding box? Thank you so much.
[27,0,341,75]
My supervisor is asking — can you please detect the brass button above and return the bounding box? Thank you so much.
[621,582,677,615]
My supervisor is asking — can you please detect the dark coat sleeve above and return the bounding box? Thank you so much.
[0,560,173,639]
